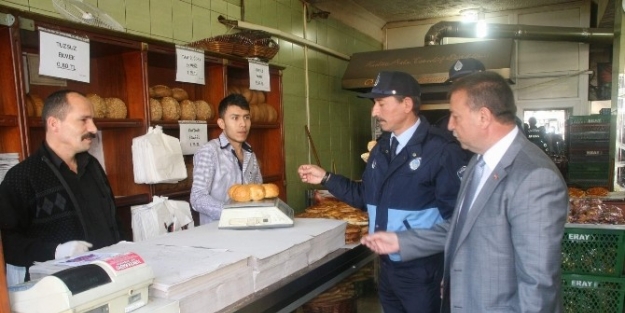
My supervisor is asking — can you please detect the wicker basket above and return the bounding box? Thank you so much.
[247,38,279,60]
[302,298,357,313]
[188,34,253,57]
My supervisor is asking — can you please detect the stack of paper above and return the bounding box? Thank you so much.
[30,241,253,313]
[149,218,345,291]
[30,218,346,312]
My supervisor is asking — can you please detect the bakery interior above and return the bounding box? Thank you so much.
[1,0,625,312]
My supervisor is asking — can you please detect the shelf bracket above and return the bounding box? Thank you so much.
[0,13,15,27]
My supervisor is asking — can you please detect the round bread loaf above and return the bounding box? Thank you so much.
[241,88,252,103]
[25,94,34,117]
[87,93,107,118]
[262,183,279,198]
[171,88,189,101]
[104,97,127,119]
[229,184,251,202]
[161,97,181,121]
[264,104,277,123]
[249,103,261,123]
[228,184,240,199]
[255,91,266,104]
[179,99,196,120]
[194,100,213,121]
[228,86,241,95]
[29,94,44,117]
[149,98,162,121]
[148,86,156,98]
[152,85,172,97]
[249,184,265,201]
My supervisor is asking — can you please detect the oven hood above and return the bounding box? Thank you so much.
[342,39,515,102]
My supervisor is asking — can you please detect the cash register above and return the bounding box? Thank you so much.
[9,252,154,313]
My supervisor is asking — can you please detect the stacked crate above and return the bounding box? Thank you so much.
[561,225,625,313]
[567,115,611,189]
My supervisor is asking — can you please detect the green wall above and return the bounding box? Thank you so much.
[1,0,381,211]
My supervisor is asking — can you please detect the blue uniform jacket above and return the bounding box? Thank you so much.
[325,117,468,260]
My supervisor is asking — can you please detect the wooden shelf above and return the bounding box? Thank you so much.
[0,115,17,127]
[114,193,151,207]
[28,117,144,128]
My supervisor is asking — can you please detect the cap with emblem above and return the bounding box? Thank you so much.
[446,58,486,83]
[358,71,421,99]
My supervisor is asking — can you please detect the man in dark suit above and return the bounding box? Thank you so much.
[361,71,568,312]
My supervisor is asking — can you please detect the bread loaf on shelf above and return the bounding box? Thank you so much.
[149,98,162,121]
[104,97,127,119]
[179,99,196,120]
[161,97,181,121]
[194,100,214,121]
[87,93,107,118]
[171,87,189,101]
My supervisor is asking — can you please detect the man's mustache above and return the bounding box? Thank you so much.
[82,132,96,140]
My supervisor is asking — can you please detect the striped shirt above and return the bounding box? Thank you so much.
[190,132,262,224]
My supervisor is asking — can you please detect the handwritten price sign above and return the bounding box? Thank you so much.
[176,45,205,85]
[39,27,90,83]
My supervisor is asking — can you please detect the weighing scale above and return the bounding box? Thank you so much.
[9,252,154,313]
[218,197,295,229]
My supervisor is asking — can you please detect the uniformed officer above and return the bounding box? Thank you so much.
[298,71,468,313]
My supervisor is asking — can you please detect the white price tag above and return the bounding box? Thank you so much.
[179,121,208,155]
[38,27,90,83]
[176,45,205,85]
[248,59,270,91]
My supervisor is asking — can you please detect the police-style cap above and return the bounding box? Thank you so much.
[358,71,421,98]
[447,58,486,83]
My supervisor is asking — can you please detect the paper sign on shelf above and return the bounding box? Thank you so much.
[179,121,208,155]
[38,27,90,83]
[248,59,270,91]
[176,45,205,84]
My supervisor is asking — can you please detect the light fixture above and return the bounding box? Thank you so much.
[460,8,488,38]
[460,8,483,23]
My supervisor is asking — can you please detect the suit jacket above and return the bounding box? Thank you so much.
[397,131,568,313]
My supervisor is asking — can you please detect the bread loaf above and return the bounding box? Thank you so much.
[87,94,107,118]
[255,91,266,104]
[229,184,251,202]
[171,88,189,101]
[149,98,162,121]
[249,184,265,201]
[179,99,196,120]
[194,100,213,121]
[262,183,279,198]
[29,94,44,117]
[104,97,127,119]
[161,97,181,121]
[152,85,172,98]
[25,94,34,117]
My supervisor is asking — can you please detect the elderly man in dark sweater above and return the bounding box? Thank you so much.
[1,90,121,282]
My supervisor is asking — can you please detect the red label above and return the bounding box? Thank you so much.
[105,252,145,272]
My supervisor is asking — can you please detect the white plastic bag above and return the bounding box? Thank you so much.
[131,196,195,242]
[132,126,187,184]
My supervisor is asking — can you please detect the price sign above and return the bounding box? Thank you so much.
[248,59,270,91]
[176,45,205,85]
[179,121,207,155]
[38,27,90,83]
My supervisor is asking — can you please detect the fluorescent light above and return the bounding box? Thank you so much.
[476,20,488,38]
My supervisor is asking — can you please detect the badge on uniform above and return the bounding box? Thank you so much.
[457,166,467,180]
[409,157,421,170]
[372,160,376,169]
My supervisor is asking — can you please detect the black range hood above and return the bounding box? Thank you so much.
[342,39,515,102]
